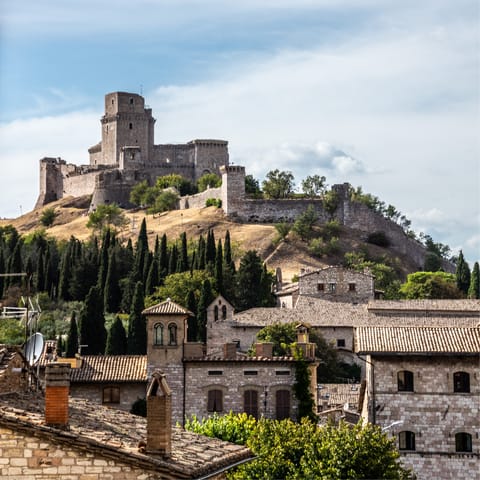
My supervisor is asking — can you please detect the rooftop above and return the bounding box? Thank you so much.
[355,326,480,354]
[143,299,193,316]
[0,392,252,479]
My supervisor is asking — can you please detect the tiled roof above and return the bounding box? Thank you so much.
[0,345,18,378]
[368,299,480,314]
[0,392,253,479]
[355,326,480,354]
[299,265,374,279]
[317,383,361,408]
[70,355,147,383]
[184,355,297,362]
[143,299,192,316]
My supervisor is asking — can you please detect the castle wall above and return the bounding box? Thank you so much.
[62,170,98,199]
[179,187,221,209]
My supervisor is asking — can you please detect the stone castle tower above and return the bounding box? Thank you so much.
[35,92,229,210]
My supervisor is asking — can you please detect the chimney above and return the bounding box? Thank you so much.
[255,342,273,358]
[223,342,237,360]
[295,324,315,360]
[45,363,71,428]
[146,371,172,455]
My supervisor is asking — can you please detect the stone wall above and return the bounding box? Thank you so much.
[69,383,146,412]
[185,361,297,420]
[370,355,479,480]
[0,425,174,479]
[178,187,221,210]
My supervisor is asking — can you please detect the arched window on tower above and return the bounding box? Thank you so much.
[222,305,227,319]
[214,306,219,321]
[168,323,177,346]
[154,323,163,346]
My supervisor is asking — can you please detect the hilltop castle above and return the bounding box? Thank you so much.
[35,91,229,210]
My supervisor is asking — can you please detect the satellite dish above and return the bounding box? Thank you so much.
[24,332,45,366]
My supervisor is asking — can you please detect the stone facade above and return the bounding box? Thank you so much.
[36,92,229,210]
[358,327,480,480]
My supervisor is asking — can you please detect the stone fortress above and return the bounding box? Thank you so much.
[35,91,229,210]
[35,91,450,271]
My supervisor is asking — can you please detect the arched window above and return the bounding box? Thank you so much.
[244,390,258,418]
[453,372,470,393]
[207,389,223,412]
[168,323,177,346]
[222,305,227,319]
[455,432,472,452]
[214,305,219,321]
[398,431,415,451]
[275,389,290,420]
[154,323,163,346]
[397,370,414,392]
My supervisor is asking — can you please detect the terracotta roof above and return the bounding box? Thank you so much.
[355,326,480,354]
[368,299,480,314]
[184,355,297,362]
[143,299,192,316]
[0,392,253,479]
[299,266,374,279]
[70,355,147,383]
[317,383,361,408]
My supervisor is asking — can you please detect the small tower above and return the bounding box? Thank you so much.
[220,165,246,217]
[142,299,192,424]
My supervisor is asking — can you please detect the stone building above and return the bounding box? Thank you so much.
[356,326,480,480]
[0,362,253,479]
[142,298,318,425]
[35,91,229,210]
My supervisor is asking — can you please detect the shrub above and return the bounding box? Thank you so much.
[322,219,341,239]
[40,207,57,227]
[130,397,146,417]
[205,198,222,208]
[367,231,390,247]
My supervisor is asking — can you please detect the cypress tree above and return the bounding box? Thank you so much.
[455,250,470,295]
[58,239,74,301]
[143,251,153,286]
[7,241,23,288]
[224,230,235,272]
[185,289,198,341]
[70,251,98,301]
[158,234,169,282]
[127,281,147,354]
[104,251,121,313]
[65,312,79,358]
[236,250,264,311]
[468,262,480,299]
[260,263,276,307]
[97,233,110,293]
[0,249,4,298]
[205,230,216,265]
[196,235,206,270]
[178,232,189,273]
[168,244,178,274]
[145,257,159,295]
[35,250,45,293]
[134,218,149,283]
[106,316,127,355]
[215,239,223,294]
[78,286,107,355]
[197,279,214,343]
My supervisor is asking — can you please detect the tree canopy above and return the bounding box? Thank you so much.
[262,169,295,199]
[400,271,463,299]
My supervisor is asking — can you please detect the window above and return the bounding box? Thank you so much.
[349,283,356,291]
[397,370,414,392]
[103,386,120,404]
[168,323,177,346]
[214,305,219,321]
[453,371,470,393]
[129,122,133,129]
[129,97,134,105]
[337,339,346,348]
[329,283,336,292]
[222,305,227,319]
[276,370,290,376]
[455,432,472,452]
[317,283,325,292]
[244,390,258,418]
[208,370,223,376]
[154,323,163,346]
[244,370,258,376]
[207,390,223,412]
[399,431,415,451]
[276,390,290,420]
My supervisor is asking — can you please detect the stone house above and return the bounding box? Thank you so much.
[143,299,318,425]
[356,325,480,480]
[0,362,253,479]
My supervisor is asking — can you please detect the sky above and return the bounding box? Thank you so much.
[0,0,479,265]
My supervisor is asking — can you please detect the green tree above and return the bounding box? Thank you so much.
[323,189,339,218]
[400,271,463,299]
[185,289,198,342]
[65,311,79,358]
[245,174,262,197]
[106,316,127,355]
[455,250,470,295]
[104,251,122,313]
[262,169,295,199]
[155,174,196,196]
[468,261,480,299]
[214,239,223,294]
[292,205,317,240]
[127,282,147,354]
[145,257,159,296]
[236,250,266,311]
[197,279,215,342]
[197,173,222,192]
[40,207,57,227]
[301,174,327,197]
[86,203,129,233]
[292,348,317,421]
[150,190,178,214]
[78,286,107,355]
[129,180,151,206]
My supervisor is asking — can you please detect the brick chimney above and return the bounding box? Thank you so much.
[223,342,237,360]
[45,363,71,428]
[255,342,273,358]
[146,371,172,455]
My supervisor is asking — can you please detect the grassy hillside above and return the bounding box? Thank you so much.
[0,197,420,282]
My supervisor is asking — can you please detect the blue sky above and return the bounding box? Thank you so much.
[0,0,479,265]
